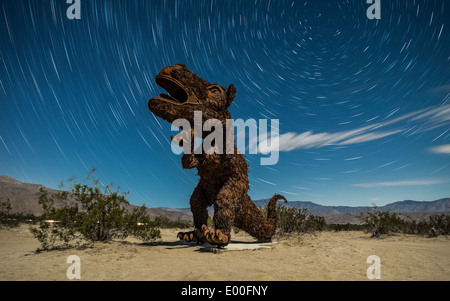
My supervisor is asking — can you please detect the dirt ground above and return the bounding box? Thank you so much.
[1,224,449,281]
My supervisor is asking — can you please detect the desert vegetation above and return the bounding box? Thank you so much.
[0,200,19,229]
[326,223,366,232]
[154,214,193,229]
[358,206,450,238]
[29,170,161,251]
[2,171,449,251]
[0,199,36,229]
[259,202,326,235]
[258,202,449,238]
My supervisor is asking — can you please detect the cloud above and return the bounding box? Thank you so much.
[428,144,450,154]
[352,179,449,188]
[257,104,450,153]
[338,130,403,145]
[427,84,450,94]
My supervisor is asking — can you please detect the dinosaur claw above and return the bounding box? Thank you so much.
[177,228,208,244]
[177,230,198,243]
[201,225,230,246]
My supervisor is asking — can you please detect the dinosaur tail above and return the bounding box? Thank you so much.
[236,193,287,241]
[266,193,288,225]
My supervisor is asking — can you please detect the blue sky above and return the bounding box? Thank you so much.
[1,0,449,208]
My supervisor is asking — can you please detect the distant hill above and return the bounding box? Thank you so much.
[381,199,450,213]
[0,175,58,215]
[254,198,450,224]
[0,175,192,221]
[1,175,449,224]
[254,198,450,216]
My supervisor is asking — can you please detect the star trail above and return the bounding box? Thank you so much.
[0,0,449,208]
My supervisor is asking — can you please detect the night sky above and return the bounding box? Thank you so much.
[1,0,449,209]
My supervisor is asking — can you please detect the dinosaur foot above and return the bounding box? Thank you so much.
[201,225,230,247]
[177,228,204,244]
[177,226,230,247]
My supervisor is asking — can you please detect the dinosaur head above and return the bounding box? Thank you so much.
[148,64,236,125]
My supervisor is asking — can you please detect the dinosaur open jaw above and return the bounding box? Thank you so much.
[155,75,189,104]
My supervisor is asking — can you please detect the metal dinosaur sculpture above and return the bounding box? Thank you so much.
[148,64,286,247]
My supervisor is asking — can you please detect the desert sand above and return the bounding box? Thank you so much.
[0,224,449,281]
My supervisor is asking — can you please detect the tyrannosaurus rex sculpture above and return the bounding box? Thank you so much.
[148,64,286,247]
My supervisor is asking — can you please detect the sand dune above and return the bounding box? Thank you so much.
[0,224,449,281]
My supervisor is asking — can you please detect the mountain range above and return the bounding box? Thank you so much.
[254,198,450,215]
[1,175,449,224]
[0,175,192,221]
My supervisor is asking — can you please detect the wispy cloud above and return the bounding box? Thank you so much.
[258,104,450,153]
[256,178,277,186]
[279,190,300,196]
[352,179,449,188]
[428,144,450,154]
[338,130,403,145]
[427,84,450,94]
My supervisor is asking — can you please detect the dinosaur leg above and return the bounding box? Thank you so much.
[201,179,239,247]
[177,184,208,243]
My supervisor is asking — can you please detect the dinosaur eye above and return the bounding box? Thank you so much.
[208,86,222,96]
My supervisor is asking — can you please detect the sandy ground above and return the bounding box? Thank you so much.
[1,224,449,281]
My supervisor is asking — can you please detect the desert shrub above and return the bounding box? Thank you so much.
[0,199,20,228]
[425,214,450,236]
[326,223,367,232]
[404,214,450,237]
[359,206,450,238]
[30,170,161,251]
[260,203,325,234]
[122,205,161,241]
[358,206,407,237]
